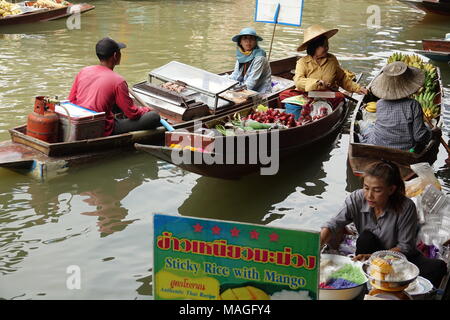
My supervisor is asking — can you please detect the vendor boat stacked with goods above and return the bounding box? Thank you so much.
[348,52,443,180]
[0,0,95,26]
[134,80,360,179]
[0,57,297,180]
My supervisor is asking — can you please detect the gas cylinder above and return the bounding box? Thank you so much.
[26,96,60,143]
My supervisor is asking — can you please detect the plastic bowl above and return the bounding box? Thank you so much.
[362,262,419,292]
[319,254,368,300]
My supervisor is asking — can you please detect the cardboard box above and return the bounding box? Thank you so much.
[55,101,106,142]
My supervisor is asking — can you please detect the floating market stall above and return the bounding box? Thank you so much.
[0,56,296,180]
[135,75,361,179]
[0,0,95,26]
[348,52,443,180]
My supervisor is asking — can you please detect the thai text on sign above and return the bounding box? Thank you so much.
[153,214,320,300]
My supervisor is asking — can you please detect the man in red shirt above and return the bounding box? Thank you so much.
[69,37,160,136]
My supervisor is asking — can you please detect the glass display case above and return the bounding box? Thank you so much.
[148,61,239,112]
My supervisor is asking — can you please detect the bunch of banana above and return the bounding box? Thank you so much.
[365,101,377,113]
[404,54,425,69]
[423,63,436,74]
[386,53,426,69]
[414,90,440,119]
[424,69,438,93]
[387,52,405,64]
[423,106,440,119]
[0,0,22,17]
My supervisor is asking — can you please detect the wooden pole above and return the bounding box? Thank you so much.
[424,115,450,155]
[267,3,281,62]
[267,22,277,62]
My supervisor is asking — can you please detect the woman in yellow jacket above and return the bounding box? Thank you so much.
[281,25,367,103]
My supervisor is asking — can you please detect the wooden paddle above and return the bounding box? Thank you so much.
[424,116,450,164]
[336,89,360,104]
[330,73,365,104]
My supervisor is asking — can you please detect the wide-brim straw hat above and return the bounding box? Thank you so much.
[297,24,338,51]
[370,61,425,100]
[232,27,263,43]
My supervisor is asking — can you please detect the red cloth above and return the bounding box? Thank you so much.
[68,65,150,136]
[279,89,345,108]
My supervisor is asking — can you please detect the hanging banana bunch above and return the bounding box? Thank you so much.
[386,52,440,119]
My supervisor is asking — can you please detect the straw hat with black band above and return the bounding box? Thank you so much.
[370,61,425,100]
[297,24,339,52]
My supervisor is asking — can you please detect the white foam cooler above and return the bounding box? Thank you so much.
[55,101,106,142]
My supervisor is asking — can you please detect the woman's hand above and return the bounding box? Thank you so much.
[318,80,333,89]
[352,254,372,262]
[357,87,369,95]
[320,228,332,249]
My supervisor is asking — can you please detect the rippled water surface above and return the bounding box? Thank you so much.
[1,0,450,299]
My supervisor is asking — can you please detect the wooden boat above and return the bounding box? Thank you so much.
[0,2,95,26]
[0,57,297,179]
[422,39,450,52]
[348,63,443,180]
[398,0,450,16]
[415,49,450,62]
[134,84,360,180]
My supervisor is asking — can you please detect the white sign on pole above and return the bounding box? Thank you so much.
[255,0,304,26]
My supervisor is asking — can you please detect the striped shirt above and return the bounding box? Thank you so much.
[363,98,431,150]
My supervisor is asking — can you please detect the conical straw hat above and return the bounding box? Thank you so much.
[297,24,339,51]
[370,61,425,100]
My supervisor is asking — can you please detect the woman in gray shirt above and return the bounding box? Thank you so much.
[320,160,447,287]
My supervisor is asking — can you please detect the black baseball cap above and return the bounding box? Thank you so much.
[95,37,127,59]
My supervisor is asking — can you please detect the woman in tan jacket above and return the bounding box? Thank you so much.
[280,25,367,104]
[294,24,368,94]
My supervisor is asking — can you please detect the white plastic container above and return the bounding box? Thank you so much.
[55,101,106,142]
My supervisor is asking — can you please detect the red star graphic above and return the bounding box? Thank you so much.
[249,230,260,240]
[230,227,240,237]
[212,225,221,235]
[193,223,203,233]
[269,232,279,242]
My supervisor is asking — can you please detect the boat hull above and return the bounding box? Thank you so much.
[0,56,297,178]
[0,3,95,26]
[348,57,443,180]
[422,39,450,53]
[398,0,450,16]
[415,49,450,62]
[135,97,352,179]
